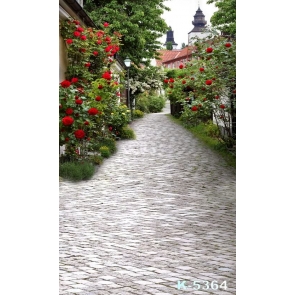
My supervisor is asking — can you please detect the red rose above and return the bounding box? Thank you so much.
[95,96,102,101]
[220,104,225,109]
[77,27,84,32]
[93,51,98,56]
[225,43,232,48]
[212,78,216,81]
[182,80,186,84]
[102,72,112,80]
[98,85,103,89]
[65,108,74,115]
[205,79,212,85]
[59,104,62,108]
[66,39,73,44]
[65,138,69,141]
[203,98,207,101]
[215,95,220,99]
[105,36,111,43]
[97,39,102,45]
[206,47,213,53]
[185,97,190,101]
[87,137,91,141]
[169,78,174,83]
[79,48,86,53]
[116,92,120,97]
[74,129,85,139]
[60,80,71,88]
[191,77,195,80]
[62,116,74,126]
[109,126,113,131]
[199,67,204,72]
[73,20,80,25]
[88,107,99,115]
[169,84,173,88]
[103,22,109,27]
[179,64,184,69]
[71,77,78,83]
[73,31,81,37]
[80,35,87,41]
[85,62,91,67]
[191,106,198,111]
[75,99,83,105]
[164,79,168,83]
[77,87,84,93]
[233,89,236,93]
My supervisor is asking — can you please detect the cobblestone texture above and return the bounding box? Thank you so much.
[59,102,236,295]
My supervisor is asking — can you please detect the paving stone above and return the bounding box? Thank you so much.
[60,102,236,294]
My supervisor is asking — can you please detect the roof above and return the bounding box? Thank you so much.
[160,46,196,64]
[155,49,182,66]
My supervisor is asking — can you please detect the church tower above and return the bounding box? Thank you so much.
[188,4,210,45]
[164,27,178,49]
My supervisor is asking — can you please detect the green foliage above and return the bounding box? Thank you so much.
[90,154,104,165]
[135,93,150,113]
[59,161,96,181]
[207,0,236,36]
[120,126,136,139]
[148,95,166,113]
[84,0,170,65]
[99,146,111,158]
[92,137,117,154]
[133,109,144,119]
[166,41,173,50]
[203,120,221,138]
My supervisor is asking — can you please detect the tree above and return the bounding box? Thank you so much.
[166,41,173,50]
[181,43,186,49]
[207,0,236,36]
[84,0,170,65]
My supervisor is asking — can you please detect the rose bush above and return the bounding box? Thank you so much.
[163,31,236,148]
[59,19,131,161]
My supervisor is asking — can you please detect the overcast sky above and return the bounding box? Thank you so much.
[158,0,218,48]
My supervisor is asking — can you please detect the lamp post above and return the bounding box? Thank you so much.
[124,57,132,120]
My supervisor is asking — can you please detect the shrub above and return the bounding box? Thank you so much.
[59,161,95,181]
[133,109,144,119]
[92,138,117,154]
[90,154,104,165]
[120,126,136,139]
[99,146,111,158]
[148,95,166,113]
[135,93,150,113]
[204,120,220,138]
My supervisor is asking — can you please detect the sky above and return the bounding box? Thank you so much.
[158,0,218,48]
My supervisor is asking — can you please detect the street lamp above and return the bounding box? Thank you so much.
[124,57,132,120]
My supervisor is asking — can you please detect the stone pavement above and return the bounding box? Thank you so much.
[59,102,236,295]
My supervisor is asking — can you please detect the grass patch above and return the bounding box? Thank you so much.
[59,161,95,181]
[167,114,236,168]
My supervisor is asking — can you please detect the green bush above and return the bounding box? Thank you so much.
[59,161,95,181]
[92,137,117,154]
[120,126,136,139]
[99,146,111,158]
[133,109,144,119]
[135,94,150,113]
[148,95,166,113]
[90,154,104,165]
[204,120,220,138]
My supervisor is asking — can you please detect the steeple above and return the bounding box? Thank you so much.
[164,26,178,49]
[189,6,207,33]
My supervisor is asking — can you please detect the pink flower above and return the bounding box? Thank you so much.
[103,22,109,27]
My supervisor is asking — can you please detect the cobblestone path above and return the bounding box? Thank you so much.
[59,102,236,295]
